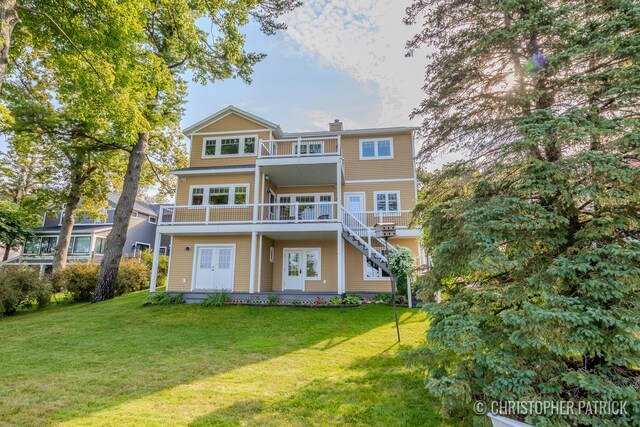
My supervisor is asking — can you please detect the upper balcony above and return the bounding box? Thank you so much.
[257,136,344,186]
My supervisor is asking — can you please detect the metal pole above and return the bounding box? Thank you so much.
[386,236,400,342]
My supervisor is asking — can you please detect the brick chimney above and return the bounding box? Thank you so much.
[329,119,343,132]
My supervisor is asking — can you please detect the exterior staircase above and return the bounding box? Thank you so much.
[340,207,396,275]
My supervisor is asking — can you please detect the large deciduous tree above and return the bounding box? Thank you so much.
[93,0,300,302]
[406,0,639,425]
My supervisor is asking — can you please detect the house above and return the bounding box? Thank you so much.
[149,106,424,301]
[17,193,171,274]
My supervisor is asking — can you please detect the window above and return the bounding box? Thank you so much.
[374,191,400,212]
[24,237,57,255]
[131,211,139,218]
[95,237,106,254]
[305,249,321,279]
[234,186,247,205]
[204,139,217,156]
[24,238,40,254]
[191,187,204,205]
[149,216,157,224]
[243,137,256,154]
[190,184,250,206]
[159,247,167,256]
[360,138,393,159]
[220,138,240,155]
[209,187,229,205]
[69,236,91,254]
[202,135,258,157]
[364,257,390,280]
[40,237,57,254]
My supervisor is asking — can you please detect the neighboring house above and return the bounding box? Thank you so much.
[149,105,424,300]
[17,193,171,274]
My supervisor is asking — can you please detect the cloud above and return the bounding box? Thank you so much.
[281,0,426,127]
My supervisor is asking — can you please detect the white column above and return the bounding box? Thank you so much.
[407,277,413,308]
[150,232,162,293]
[257,234,263,292]
[336,229,343,294]
[336,159,342,209]
[252,168,261,222]
[249,231,257,293]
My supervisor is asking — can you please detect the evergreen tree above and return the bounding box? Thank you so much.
[406,0,640,424]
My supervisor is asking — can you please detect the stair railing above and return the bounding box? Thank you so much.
[340,206,396,262]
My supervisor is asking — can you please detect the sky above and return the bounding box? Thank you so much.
[183,0,427,134]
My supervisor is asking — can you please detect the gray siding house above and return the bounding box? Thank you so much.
[17,193,171,272]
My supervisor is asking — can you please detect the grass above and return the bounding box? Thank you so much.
[0,291,457,426]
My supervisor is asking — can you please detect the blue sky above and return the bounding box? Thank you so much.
[183,0,427,133]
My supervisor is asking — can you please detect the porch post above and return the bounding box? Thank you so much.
[249,231,257,293]
[150,231,162,293]
[257,234,263,292]
[253,167,261,222]
[337,229,344,294]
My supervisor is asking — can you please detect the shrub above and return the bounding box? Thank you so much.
[267,294,278,305]
[388,246,415,296]
[326,297,342,305]
[52,263,99,302]
[201,290,229,308]
[0,265,51,315]
[342,294,362,305]
[372,292,405,304]
[140,251,169,285]
[115,258,149,296]
[142,292,185,306]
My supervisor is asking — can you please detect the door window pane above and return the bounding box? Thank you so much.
[192,188,204,205]
[234,186,247,205]
[209,187,229,205]
[218,248,231,269]
[243,137,256,154]
[204,139,216,156]
[199,248,213,269]
[309,143,322,154]
[287,252,301,276]
[220,138,240,155]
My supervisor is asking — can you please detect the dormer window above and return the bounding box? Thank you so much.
[202,135,258,158]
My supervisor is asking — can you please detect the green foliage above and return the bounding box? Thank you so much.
[267,294,278,305]
[342,294,363,305]
[201,291,229,308]
[53,260,150,302]
[0,265,51,315]
[372,293,404,305]
[142,292,185,306]
[115,259,150,296]
[326,297,342,306]
[407,0,640,424]
[140,251,169,285]
[388,246,415,296]
[0,200,35,256]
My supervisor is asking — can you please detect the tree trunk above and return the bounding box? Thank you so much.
[93,132,148,302]
[3,244,11,261]
[0,0,18,92]
[52,185,82,273]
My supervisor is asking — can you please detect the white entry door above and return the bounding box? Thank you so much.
[283,249,304,290]
[344,192,366,224]
[193,245,235,290]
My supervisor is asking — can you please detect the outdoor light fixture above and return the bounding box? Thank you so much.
[265,175,270,181]
[185,246,191,251]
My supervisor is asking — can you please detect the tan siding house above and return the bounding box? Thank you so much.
[149,106,423,301]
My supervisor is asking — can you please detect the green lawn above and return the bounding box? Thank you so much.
[0,292,456,426]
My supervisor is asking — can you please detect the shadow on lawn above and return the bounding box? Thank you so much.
[0,292,420,425]
[188,352,458,427]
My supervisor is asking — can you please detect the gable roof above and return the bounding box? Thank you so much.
[107,192,158,217]
[182,105,284,137]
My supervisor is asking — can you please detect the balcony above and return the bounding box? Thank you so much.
[159,202,339,226]
[257,137,343,186]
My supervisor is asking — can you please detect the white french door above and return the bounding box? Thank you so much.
[192,245,235,291]
[283,250,304,290]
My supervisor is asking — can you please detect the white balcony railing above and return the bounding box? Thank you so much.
[258,136,340,158]
[159,203,339,225]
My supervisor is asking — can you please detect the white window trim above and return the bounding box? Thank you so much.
[133,242,151,254]
[159,246,167,255]
[359,137,394,160]
[24,236,59,255]
[373,190,401,212]
[131,211,139,218]
[189,183,251,206]
[69,235,92,255]
[94,236,107,254]
[282,248,322,285]
[148,216,158,224]
[201,134,258,158]
[363,256,390,281]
